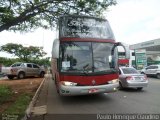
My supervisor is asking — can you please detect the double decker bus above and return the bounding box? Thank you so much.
[51,15,129,96]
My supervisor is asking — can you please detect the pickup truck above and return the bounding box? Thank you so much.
[1,62,45,79]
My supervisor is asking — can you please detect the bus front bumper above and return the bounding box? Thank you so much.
[59,83,119,96]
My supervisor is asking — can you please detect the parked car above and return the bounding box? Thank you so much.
[119,67,148,90]
[1,62,45,79]
[140,67,147,74]
[0,72,6,78]
[141,65,160,79]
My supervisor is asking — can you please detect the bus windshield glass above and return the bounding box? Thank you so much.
[59,16,115,39]
[60,42,116,74]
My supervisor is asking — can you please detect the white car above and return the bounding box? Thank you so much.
[141,65,160,79]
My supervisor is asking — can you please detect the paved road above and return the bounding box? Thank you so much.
[31,76,160,120]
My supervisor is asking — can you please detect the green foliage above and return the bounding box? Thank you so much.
[0,0,117,32]
[0,57,50,67]
[0,43,47,62]
[0,57,19,66]
[0,43,50,66]
[0,85,12,105]
[5,93,31,114]
[30,57,51,66]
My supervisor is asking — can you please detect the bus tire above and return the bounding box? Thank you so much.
[54,75,56,84]
[54,75,59,93]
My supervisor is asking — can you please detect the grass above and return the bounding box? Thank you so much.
[0,80,39,119]
[3,93,32,120]
[0,85,12,105]
[5,93,32,114]
[0,85,32,119]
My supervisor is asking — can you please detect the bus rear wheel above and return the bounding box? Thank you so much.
[54,75,59,94]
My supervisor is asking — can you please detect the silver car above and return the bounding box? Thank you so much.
[119,67,148,90]
[2,62,45,79]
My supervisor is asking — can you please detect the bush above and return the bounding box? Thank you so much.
[0,85,12,104]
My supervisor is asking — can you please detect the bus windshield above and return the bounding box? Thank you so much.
[59,16,115,39]
[60,42,116,74]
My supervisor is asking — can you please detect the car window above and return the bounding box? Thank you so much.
[146,66,152,69]
[20,63,25,67]
[11,63,22,67]
[33,64,39,68]
[147,66,158,69]
[27,64,32,68]
[152,66,158,69]
[16,63,22,67]
[121,68,139,74]
[11,64,17,67]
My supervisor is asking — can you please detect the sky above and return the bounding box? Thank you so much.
[0,0,160,57]
[106,0,160,44]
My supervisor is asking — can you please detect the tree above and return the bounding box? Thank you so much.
[0,0,117,32]
[0,57,50,67]
[0,43,47,62]
[0,57,20,66]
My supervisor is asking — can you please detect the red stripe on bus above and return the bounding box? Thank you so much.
[60,37,116,43]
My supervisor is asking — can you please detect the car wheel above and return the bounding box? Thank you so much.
[156,73,160,79]
[18,72,25,79]
[137,87,143,90]
[40,72,45,78]
[119,82,123,90]
[7,75,14,80]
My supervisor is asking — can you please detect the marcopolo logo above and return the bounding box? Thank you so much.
[92,80,96,85]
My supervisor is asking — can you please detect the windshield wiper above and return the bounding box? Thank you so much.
[82,64,90,75]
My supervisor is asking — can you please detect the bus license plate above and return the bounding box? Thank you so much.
[88,89,98,93]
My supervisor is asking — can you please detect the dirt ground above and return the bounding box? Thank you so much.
[0,77,43,113]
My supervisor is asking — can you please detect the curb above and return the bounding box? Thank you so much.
[22,76,46,120]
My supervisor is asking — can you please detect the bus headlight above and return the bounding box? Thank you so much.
[108,79,119,84]
[61,81,77,86]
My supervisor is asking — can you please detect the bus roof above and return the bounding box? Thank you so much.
[59,15,108,22]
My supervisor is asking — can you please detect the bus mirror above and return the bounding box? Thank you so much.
[112,42,130,59]
[52,39,59,58]
[118,42,130,59]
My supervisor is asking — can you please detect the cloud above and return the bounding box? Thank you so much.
[106,0,160,44]
[1,0,160,57]
[147,16,160,30]
[0,29,55,57]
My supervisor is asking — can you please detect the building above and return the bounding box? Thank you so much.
[129,38,160,69]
